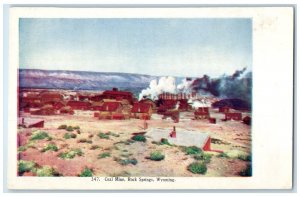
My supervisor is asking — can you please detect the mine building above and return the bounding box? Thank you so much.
[194,107,210,119]
[224,112,242,121]
[20,97,42,108]
[131,102,152,120]
[139,98,157,113]
[97,101,127,120]
[30,104,57,115]
[77,94,91,102]
[40,92,64,104]
[59,106,74,115]
[219,106,231,113]
[66,101,91,110]
[53,101,65,110]
[102,88,134,103]
[178,99,192,111]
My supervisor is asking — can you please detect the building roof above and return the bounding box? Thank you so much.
[103,90,132,96]
[146,128,210,149]
[131,103,151,113]
[139,98,155,103]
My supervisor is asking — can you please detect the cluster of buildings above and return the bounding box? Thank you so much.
[19,88,155,120]
[19,88,247,123]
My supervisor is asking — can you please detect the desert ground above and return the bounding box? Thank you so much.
[17,107,251,177]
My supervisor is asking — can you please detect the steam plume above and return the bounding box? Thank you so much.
[138,76,176,100]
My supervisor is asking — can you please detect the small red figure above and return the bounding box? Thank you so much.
[170,126,176,138]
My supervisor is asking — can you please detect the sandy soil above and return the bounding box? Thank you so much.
[17,108,251,177]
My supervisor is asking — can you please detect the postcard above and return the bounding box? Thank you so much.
[6,6,294,190]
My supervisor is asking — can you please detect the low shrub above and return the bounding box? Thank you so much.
[73,148,83,156]
[98,132,109,139]
[187,162,207,174]
[42,144,58,152]
[160,138,171,146]
[194,152,212,163]
[25,141,36,149]
[114,139,135,145]
[121,158,138,165]
[183,146,202,155]
[106,131,120,137]
[120,152,133,158]
[71,133,77,138]
[18,160,36,174]
[90,145,100,150]
[238,154,252,161]
[63,133,71,139]
[114,157,138,165]
[239,164,252,176]
[98,152,111,159]
[18,146,27,152]
[217,152,230,158]
[78,138,92,144]
[73,126,80,130]
[149,151,165,161]
[64,133,76,139]
[66,126,74,132]
[131,134,146,142]
[124,139,135,145]
[151,141,160,145]
[88,134,94,138]
[59,149,83,159]
[36,166,57,177]
[58,124,67,129]
[30,131,50,141]
[79,168,93,177]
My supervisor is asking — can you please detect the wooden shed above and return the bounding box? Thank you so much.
[224,112,242,121]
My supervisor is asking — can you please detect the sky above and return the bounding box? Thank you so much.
[19,18,252,78]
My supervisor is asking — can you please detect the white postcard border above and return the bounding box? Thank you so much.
[8,7,294,190]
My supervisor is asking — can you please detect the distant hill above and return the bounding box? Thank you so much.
[19,69,159,92]
[19,69,183,96]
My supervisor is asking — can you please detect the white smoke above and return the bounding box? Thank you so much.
[177,78,193,93]
[188,98,211,108]
[139,76,177,100]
